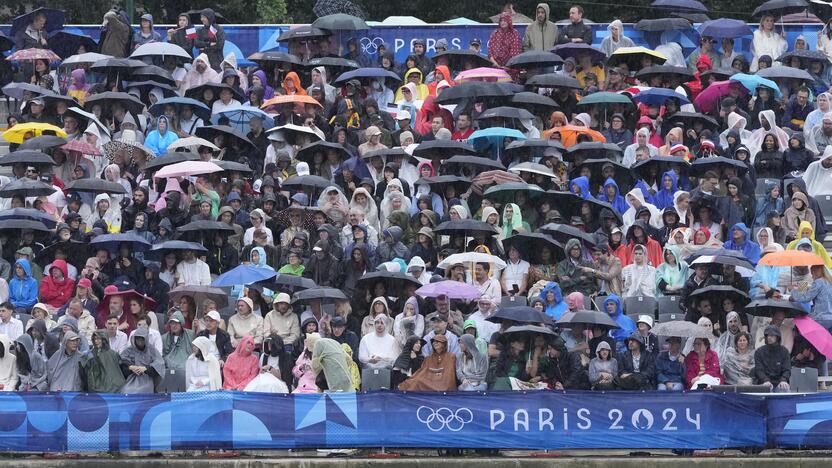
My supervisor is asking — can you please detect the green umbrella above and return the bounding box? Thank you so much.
[576,92,634,107]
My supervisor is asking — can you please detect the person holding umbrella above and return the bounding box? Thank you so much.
[14,10,49,50]
[100,8,132,58]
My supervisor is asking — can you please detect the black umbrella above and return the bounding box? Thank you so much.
[700,68,738,81]
[281,175,332,190]
[169,285,229,309]
[665,111,720,132]
[745,299,807,318]
[488,306,554,325]
[505,139,565,159]
[433,219,499,237]
[177,221,236,233]
[356,271,422,297]
[90,233,152,253]
[295,141,350,165]
[90,58,146,75]
[537,191,623,224]
[148,240,209,259]
[0,179,55,198]
[564,142,624,162]
[1,83,52,100]
[292,287,348,304]
[185,82,245,103]
[40,93,80,110]
[414,176,472,196]
[510,92,559,111]
[0,31,13,53]
[634,18,692,31]
[525,73,582,89]
[18,136,67,152]
[412,140,476,159]
[442,155,506,176]
[753,0,809,18]
[538,223,597,246]
[502,325,557,338]
[311,13,369,30]
[635,65,695,82]
[48,31,97,59]
[632,156,692,181]
[277,25,330,42]
[778,49,828,63]
[0,208,57,229]
[34,240,88,267]
[502,232,565,264]
[247,51,303,68]
[434,82,514,105]
[195,125,257,153]
[84,92,145,116]
[756,66,815,82]
[475,106,534,121]
[506,51,564,69]
[64,179,128,195]
[212,159,254,174]
[557,310,620,328]
[360,147,412,163]
[256,274,317,293]
[184,9,228,23]
[0,150,54,166]
[302,56,360,71]
[686,285,750,308]
[0,219,51,232]
[10,8,65,36]
[690,156,748,176]
[126,81,178,98]
[432,49,492,69]
[811,0,832,22]
[131,65,177,87]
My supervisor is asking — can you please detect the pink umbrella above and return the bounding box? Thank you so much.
[693,80,747,114]
[416,280,482,300]
[61,139,101,156]
[455,67,512,83]
[153,161,223,179]
[6,48,61,62]
[794,315,832,359]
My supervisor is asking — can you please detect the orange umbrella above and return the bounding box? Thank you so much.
[541,125,606,148]
[260,95,321,109]
[759,250,825,267]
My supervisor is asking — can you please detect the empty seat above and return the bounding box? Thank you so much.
[657,296,683,321]
[158,368,186,393]
[623,296,657,320]
[818,195,832,229]
[361,368,391,391]
[755,178,779,196]
[14,313,31,331]
[500,295,528,308]
[789,366,819,393]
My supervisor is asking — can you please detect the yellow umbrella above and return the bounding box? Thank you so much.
[2,123,68,144]
[607,47,668,70]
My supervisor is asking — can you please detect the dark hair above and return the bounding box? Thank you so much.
[734,331,752,347]
[476,261,490,272]
[703,170,719,180]
[571,5,584,14]
[798,86,811,96]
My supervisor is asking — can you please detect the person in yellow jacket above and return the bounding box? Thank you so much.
[786,220,832,268]
[394,67,429,103]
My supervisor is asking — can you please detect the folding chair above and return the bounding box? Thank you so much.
[361,368,392,391]
[657,296,683,321]
[623,296,657,321]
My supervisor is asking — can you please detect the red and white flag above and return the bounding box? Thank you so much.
[185,26,197,39]
[207,25,217,39]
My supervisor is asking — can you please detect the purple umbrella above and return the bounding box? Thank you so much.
[693,80,747,114]
[416,281,482,300]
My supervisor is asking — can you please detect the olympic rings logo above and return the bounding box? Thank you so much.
[360,37,385,54]
[416,406,474,432]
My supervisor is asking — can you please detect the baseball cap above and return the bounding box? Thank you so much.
[331,316,347,327]
[205,310,221,322]
[396,109,411,120]
[470,38,481,46]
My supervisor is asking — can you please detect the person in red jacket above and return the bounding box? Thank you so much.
[39,260,74,310]
[684,337,723,389]
[624,220,663,267]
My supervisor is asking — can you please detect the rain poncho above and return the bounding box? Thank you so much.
[223,335,259,390]
[187,336,223,391]
[803,147,832,198]
[501,203,524,239]
[46,331,83,391]
[596,177,628,215]
[161,311,195,375]
[751,25,787,72]
[456,334,489,384]
[600,19,635,57]
[311,337,354,392]
[540,282,568,320]
[748,110,790,161]
[488,12,523,67]
[120,327,165,393]
[399,334,458,391]
[653,170,679,210]
[722,223,762,266]
[655,247,689,296]
[342,343,361,391]
[9,258,38,310]
[145,115,179,156]
[605,295,636,355]
[715,311,743,362]
[14,334,46,391]
[82,330,126,393]
[0,335,18,391]
[786,221,832,268]
[623,187,662,231]
[569,176,591,200]
[722,340,755,385]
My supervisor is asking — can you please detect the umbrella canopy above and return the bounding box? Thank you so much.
[256,274,317,293]
[433,219,499,237]
[64,179,128,195]
[698,18,754,38]
[413,175,472,196]
[468,127,527,144]
[356,271,422,296]
[0,219,51,232]
[483,182,544,203]
[502,232,565,264]
[149,97,212,122]
[505,139,566,159]
[34,240,88,267]
[211,105,275,134]
[651,320,715,338]
[745,299,807,318]
[280,175,333,191]
[550,43,606,62]
[273,206,328,231]
[690,156,748,177]
[260,94,322,109]
[631,88,691,106]
[412,139,476,159]
[5,48,61,63]
[212,159,254,175]
[794,316,832,359]
[90,232,153,253]
[442,155,506,175]
[89,57,146,75]
[634,18,692,31]
[508,162,556,178]
[665,112,720,132]
[2,123,67,144]
[148,240,209,259]
[437,252,507,271]
[291,287,349,304]
[195,126,256,152]
[247,50,302,68]
[301,56,360,73]
[47,31,97,60]
[607,47,668,70]
[730,73,782,98]
[488,306,554,325]
[0,208,57,229]
[689,255,755,277]
[557,310,620,328]
[759,250,825,267]
[144,151,200,171]
[565,142,623,161]
[10,7,65,36]
[548,125,607,148]
[130,65,176,86]
[311,13,369,30]
[756,66,815,82]
[84,92,145,116]
[476,106,535,121]
[511,92,559,110]
[686,285,750,308]
[434,81,515,104]
[0,178,55,198]
[61,139,101,156]
[651,0,708,12]
[169,285,229,309]
[1,82,52,100]
[576,92,635,107]
[0,150,54,166]
[154,161,223,179]
[185,82,245,103]
[700,68,738,81]
[176,221,236,233]
[778,48,829,63]
[635,65,695,82]
[432,49,493,69]
[212,264,277,287]
[525,73,582,89]
[167,137,219,153]
[632,156,691,181]
[538,223,597,246]
[753,0,810,18]
[693,80,748,114]
[456,67,513,83]
[131,42,192,60]
[415,281,482,300]
[506,51,563,68]
[62,52,111,66]
[277,25,330,42]
[295,141,350,165]
[334,68,402,85]
[502,325,557,338]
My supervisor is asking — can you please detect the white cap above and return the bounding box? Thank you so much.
[396,109,411,120]
[275,293,291,304]
[205,310,221,322]
[637,315,654,328]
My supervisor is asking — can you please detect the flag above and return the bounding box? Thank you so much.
[208,25,217,39]
[185,27,197,39]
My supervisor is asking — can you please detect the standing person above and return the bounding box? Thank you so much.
[14,10,48,50]
[522,3,558,52]
[167,13,196,58]
[600,20,634,57]
[751,15,787,72]
[488,13,523,68]
[195,9,225,71]
[557,5,593,44]
[132,14,162,50]
[99,8,133,58]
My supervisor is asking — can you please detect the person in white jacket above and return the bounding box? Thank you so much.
[751,15,787,72]
[622,245,657,298]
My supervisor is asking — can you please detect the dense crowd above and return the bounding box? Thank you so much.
[0,2,830,395]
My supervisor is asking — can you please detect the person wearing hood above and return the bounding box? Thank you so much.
[722,223,762,266]
[653,171,680,211]
[624,220,663,268]
[46,331,83,391]
[538,281,568,320]
[488,12,524,67]
[194,9,225,70]
[398,334,457,391]
[617,332,656,390]
[753,325,792,392]
[82,330,126,392]
[754,132,783,180]
[600,19,634,57]
[222,335,259,390]
[754,181,785,230]
[9,259,38,311]
[227,297,264,348]
[531,335,590,390]
[523,3,558,51]
[455,333,488,391]
[715,311,744,361]
[783,192,816,242]
[782,133,813,174]
[656,247,689,297]
[623,126,660,167]
[555,238,598,296]
[343,37,371,67]
[790,264,832,326]
[395,68,430,105]
[751,15,787,72]
[569,176,591,201]
[132,13,162,51]
[596,177,628,215]
[28,318,59,359]
[358,314,399,369]
[805,92,831,134]
[182,53,220,92]
[120,326,165,393]
[87,193,122,233]
[391,336,425,388]
[0,334,17,391]
[377,226,409,264]
[159,311,194,391]
[623,187,663,231]
[621,244,657,298]
[167,13,195,58]
[39,260,74,310]
[14,334,46,391]
[603,295,636,355]
[589,341,617,390]
[186,336,223,391]
[804,146,832,198]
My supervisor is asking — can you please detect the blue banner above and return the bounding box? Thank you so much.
[0,390,766,452]
[767,392,832,448]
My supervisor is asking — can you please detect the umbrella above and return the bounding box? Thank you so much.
[412,139,476,159]
[456,67,512,83]
[557,310,620,328]
[698,18,754,38]
[185,82,245,103]
[176,220,236,233]
[212,264,277,287]
[5,48,60,63]
[756,66,815,82]
[0,219,51,232]
[759,250,825,266]
[730,73,782,98]
[126,82,183,99]
[266,124,324,144]
[130,65,176,86]
[144,151,200,171]
[148,240,209,259]
[576,92,634,107]
[442,156,506,176]
[432,49,493,69]
[475,106,535,121]
[312,13,369,30]
[538,223,598,246]
[212,159,254,175]
[634,18,692,31]
[89,57,146,75]
[281,175,334,192]
[413,175,472,196]
[690,156,748,177]
[84,92,145,116]
[745,299,807,318]
[508,162,556,178]
[693,80,747,114]
[437,252,507,271]
[301,57,360,72]
[64,107,110,139]
[2,122,67,144]
[1,83,52,100]
[608,47,667,70]
[184,9,228,24]
[550,43,606,62]
[261,94,322,109]
[635,65,695,82]
[433,219,499,237]
[11,7,65,36]
[34,240,88,267]
[334,68,402,84]
[0,178,55,198]
[415,280,482,300]
[689,255,755,277]
[502,232,565,264]
[700,68,738,81]
[62,52,111,66]
[651,321,715,338]
[277,25,330,42]
[167,138,219,153]
[565,142,623,162]
[130,42,191,61]
[631,88,691,106]
[510,92,559,110]
[90,232,153,253]
[169,285,228,309]
[488,306,554,325]
[502,325,557,338]
[149,97,212,122]
[0,208,57,229]
[256,274,317,293]
[794,316,832,359]
[291,287,349,305]
[507,51,565,69]
[651,0,708,12]
[570,158,634,189]
[433,81,515,105]
[247,51,302,69]
[60,139,101,156]
[505,139,565,160]
[686,285,750,308]
[47,31,97,60]
[483,182,544,203]
[195,126,256,152]
[778,48,829,63]
[753,0,810,18]
[525,73,582,89]
[0,150,54,166]
[211,105,275,134]
[64,179,128,195]
[665,112,720,132]
[356,271,422,296]
[470,169,524,196]
[468,127,527,150]
[549,126,607,148]
[632,156,691,180]
[153,161,223,179]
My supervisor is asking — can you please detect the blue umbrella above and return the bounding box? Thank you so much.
[697,19,753,39]
[0,208,58,229]
[212,264,277,287]
[149,97,212,122]
[11,7,66,36]
[333,67,402,84]
[730,73,782,98]
[89,233,153,253]
[631,88,691,106]
[651,0,708,12]
[211,105,275,134]
[468,128,527,158]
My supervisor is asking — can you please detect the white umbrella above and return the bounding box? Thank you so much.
[68,106,110,138]
[153,161,223,179]
[267,123,324,142]
[62,52,112,66]
[689,256,755,278]
[508,162,555,178]
[651,320,715,339]
[437,252,507,271]
[167,136,219,152]
[130,42,191,60]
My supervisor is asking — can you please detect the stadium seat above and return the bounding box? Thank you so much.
[361,368,391,391]
[755,178,779,196]
[789,366,818,393]
[158,368,186,392]
[657,296,683,321]
[623,296,657,321]
[155,312,166,333]
[817,194,832,229]
[501,295,528,308]
[14,313,31,331]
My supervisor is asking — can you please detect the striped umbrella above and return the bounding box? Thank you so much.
[5,48,61,62]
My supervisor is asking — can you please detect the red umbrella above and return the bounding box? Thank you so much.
[794,315,832,359]
[61,139,101,156]
[5,48,61,62]
[693,80,747,114]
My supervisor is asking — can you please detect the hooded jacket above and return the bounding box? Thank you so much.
[597,177,628,215]
[194,9,225,70]
[132,13,162,48]
[605,295,637,354]
[14,334,47,391]
[100,9,132,58]
[623,187,663,231]
[539,282,568,320]
[39,260,74,309]
[145,115,179,157]
[783,192,816,241]
[786,221,832,268]
[722,223,762,265]
[539,336,590,389]
[600,19,635,57]
[569,176,591,200]
[754,132,784,179]
[555,238,598,296]
[169,13,195,57]
[753,326,791,385]
[82,330,126,392]
[523,3,558,51]
[9,259,38,309]
[617,333,657,388]
[588,341,618,386]
[654,170,679,211]
[394,68,430,102]
[783,133,814,173]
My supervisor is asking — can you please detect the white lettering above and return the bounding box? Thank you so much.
[514,409,529,431]
[409,38,418,52]
[577,408,591,430]
[394,39,404,53]
[451,38,461,49]
[490,410,505,430]
[426,38,436,53]
[662,409,677,431]
[686,409,701,430]
[562,407,569,430]
[539,408,554,431]
[608,409,623,430]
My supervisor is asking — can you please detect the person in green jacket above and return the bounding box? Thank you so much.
[160,311,194,391]
[83,330,126,392]
[522,3,559,52]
